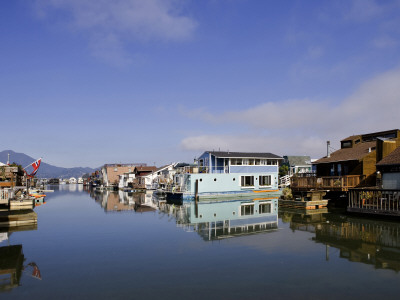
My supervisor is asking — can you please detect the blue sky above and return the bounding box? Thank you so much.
[1,0,400,168]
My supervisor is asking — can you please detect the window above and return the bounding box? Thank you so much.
[241,176,254,187]
[255,159,260,165]
[243,159,249,165]
[341,141,352,148]
[249,159,254,165]
[259,202,271,214]
[231,158,242,165]
[259,175,271,186]
[241,204,254,216]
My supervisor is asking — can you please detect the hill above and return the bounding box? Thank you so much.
[0,150,97,179]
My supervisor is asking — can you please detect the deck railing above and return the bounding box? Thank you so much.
[0,188,12,204]
[348,189,400,216]
[291,175,365,191]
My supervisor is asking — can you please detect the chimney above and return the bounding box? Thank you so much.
[327,141,330,158]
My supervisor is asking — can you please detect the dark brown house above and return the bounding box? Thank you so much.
[292,129,400,191]
[376,146,400,189]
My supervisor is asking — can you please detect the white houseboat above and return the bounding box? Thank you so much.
[166,151,282,201]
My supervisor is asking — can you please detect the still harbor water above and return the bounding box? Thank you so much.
[2,185,400,299]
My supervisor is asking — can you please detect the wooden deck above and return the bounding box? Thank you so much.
[279,199,328,210]
[291,175,365,192]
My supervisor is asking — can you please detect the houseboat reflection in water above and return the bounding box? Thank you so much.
[0,225,40,292]
[159,197,279,241]
[88,190,157,212]
[280,208,400,272]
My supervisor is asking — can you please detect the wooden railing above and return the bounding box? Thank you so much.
[291,175,365,191]
[348,189,400,216]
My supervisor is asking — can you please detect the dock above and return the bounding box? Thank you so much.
[279,190,329,210]
[279,199,329,210]
[0,209,38,228]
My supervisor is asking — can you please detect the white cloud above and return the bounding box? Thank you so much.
[180,134,326,158]
[343,0,384,22]
[372,36,398,49]
[180,68,400,158]
[35,0,197,64]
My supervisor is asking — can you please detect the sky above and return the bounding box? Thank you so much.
[1,0,400,168]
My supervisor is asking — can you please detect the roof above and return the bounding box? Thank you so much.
[340,129,399,142]
[175,162,191,168]
[341,135,360,142]
[103,163,146,168]
[284,156,311,166]
[313,141,376,164]
[376,146,400,166]
[206,151,282,159]
[135,166,157,172]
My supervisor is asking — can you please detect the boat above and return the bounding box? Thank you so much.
[165,151,283,201]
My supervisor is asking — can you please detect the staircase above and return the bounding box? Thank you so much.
[279,175,291,188]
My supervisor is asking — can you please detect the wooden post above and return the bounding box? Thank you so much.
[195,179,199,202]
[26,176,29,198]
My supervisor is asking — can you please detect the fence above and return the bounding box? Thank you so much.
[348,189,400,216]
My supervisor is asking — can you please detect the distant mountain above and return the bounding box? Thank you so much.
[0,150,98,179]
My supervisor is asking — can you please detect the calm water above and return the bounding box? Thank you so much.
[1,185,400,299]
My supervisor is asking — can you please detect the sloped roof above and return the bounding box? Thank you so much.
[284,156,311,166]
[313,141,376,164]
[136,166,157,172]
[207,151,282,159]
[376,146,400,166]
[341,135,360,142]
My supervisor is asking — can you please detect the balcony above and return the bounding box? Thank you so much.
[290,174,366,192]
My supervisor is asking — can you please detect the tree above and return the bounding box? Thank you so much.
[279,165,289,177]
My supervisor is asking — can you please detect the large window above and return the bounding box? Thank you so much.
[259,202,271,214]
[231,158,242,165]
[241,176,254,187]
[241,204,254,216]
[259,175,271,186]
[231,158,277,165]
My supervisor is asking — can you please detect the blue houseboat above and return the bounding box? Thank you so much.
[166,151,282,200]
[169,197,279,240]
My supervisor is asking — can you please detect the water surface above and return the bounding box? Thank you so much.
[1,185,400,299]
